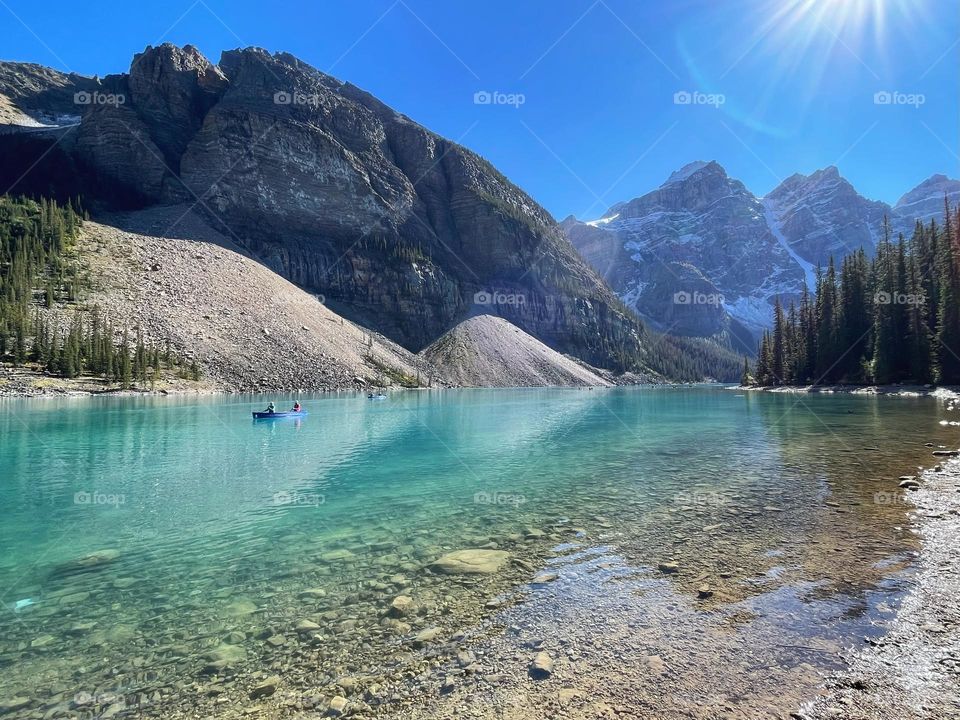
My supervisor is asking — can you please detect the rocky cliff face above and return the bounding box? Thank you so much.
[566,161,957,347]
[0,45,657,376]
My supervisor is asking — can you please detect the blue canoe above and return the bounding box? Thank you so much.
[252,411,308,419]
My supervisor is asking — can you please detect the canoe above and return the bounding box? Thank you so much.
[252,411,308,419]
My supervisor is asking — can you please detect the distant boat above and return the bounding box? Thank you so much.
[252,411,308,419]
[367,393,387,401]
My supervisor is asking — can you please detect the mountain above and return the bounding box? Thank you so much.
[893,174,960,228]
[565,161,804,353]
[0,44,710,381]
[565,162,956,349]
[764,166,889,269]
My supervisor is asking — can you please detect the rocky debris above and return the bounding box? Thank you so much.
[421,315,611,388]
[697,584,713,599]
[431,550,511,575]
[657,562,679,574]
[529,651,554,679]
[70,210,437,393]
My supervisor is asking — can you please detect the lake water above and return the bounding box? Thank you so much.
[0,387,956,718]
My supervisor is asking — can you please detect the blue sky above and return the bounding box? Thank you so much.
[2,0,956,219]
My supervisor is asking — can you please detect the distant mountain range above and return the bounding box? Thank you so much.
[562,161,960,353]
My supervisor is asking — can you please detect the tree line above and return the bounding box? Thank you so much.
[0,195,198,388]
[748,200,960,387]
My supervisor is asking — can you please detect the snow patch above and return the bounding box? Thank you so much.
[585,213,620,227]
[762,198,817,292]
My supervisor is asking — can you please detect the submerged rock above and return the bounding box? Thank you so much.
[530,651,554,678]
[249,675,280,699]
[51,549,121,576]
[532,572,559,584]
[431,549,510,575]
[224,598,258,616]
[388,595,415,617]
[413,627,441,647]
[203,643,246,672]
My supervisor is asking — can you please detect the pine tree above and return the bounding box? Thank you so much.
[935,200,960,383]
[771,297,786,385]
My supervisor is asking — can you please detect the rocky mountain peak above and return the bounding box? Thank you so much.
[609,160,746,219]
[126,44,228,170]
[894,173,960,217]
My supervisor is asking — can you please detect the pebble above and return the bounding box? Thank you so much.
[328,695,349,715]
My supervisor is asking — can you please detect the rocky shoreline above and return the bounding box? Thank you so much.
[739,384,960,399]
[806,457,960,720]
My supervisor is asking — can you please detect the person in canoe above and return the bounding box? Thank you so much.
[292,402,302,412]
[265,402,276,414]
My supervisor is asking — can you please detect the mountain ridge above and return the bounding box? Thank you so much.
[565,161,959,349]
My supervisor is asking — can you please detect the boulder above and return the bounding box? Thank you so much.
[431,549,510,575]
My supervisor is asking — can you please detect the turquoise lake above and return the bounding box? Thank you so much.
[0,387,956,718]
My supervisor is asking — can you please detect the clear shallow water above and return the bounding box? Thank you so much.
[0,388,956,718]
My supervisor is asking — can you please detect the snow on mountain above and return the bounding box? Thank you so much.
[763,166,889,268]
[571,161,804,350]
[566,163,957,349]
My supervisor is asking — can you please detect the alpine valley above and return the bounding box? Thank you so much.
[0,45,748,391]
